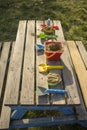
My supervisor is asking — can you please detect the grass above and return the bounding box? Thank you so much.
[14,124,87,130]
[0,0,87,49]
[0,0,87,129]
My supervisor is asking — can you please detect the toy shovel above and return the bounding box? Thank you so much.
[38,63,64,73]
[36,44,44,51]
[38,87,68,96]
[39,33,57,39]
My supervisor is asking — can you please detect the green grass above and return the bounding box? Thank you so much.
[0,0,87,129]
[0,0,87,49]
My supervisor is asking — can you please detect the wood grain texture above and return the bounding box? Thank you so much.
[36,21,49,105]
[53,20,65,42]
[76,41,87,69]
[47,60,66,105]
[4,21,27,105]
[48,20,65,105]
[75,69,87,120]
[0,106,11,129]
[20,21,35,105]
[0,42,15,129]
[61,42,80,105]
[67,41,87,108]
[0,42,11,98]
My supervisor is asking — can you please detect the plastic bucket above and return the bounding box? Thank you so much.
[44,41,64,61]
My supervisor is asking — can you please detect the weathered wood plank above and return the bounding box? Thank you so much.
[20,21,35,105]
[61,42,80,105]
[0,42,11,98]
[75,68,87,120]
[10,42,15,58]
[4,21,27,105]
[74,61,87,120]
[76,87,87,120]
[67,41,87,108]
[53,20,65,42]
[48,20,65,105]
[0,42,15,130]
[0,106,11,130]
[73,43,87,120]
[76,41,87,69]
[47,61,66,105]
[36,21,49,105]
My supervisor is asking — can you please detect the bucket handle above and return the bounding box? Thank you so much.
[45,52,56,59]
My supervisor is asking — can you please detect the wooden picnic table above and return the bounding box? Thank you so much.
[0,20,87,129]
[3,20,81,106]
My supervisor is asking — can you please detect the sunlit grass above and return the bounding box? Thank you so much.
[0,0,87,48]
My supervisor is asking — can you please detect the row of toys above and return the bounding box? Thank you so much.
[37,19,67,96]
[37,18,64,61]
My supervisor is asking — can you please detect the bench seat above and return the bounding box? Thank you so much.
[0,42,15,129]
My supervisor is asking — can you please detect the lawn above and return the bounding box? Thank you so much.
[0,0,87,49]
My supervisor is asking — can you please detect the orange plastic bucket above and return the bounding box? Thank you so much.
[44,41,64,61]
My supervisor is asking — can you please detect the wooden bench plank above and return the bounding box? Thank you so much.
[74,61,87,120]
[20,20,35,105]
[0,42,15,130]
[67,41,87,108]
[0,42,11,98]
[0,106,11,130]
[76,41,87,69]
[4,21,27,105]
[36,21,49,105]
[61,42,80,105]
[75,82,87,120]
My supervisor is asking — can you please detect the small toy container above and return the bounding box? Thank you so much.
[43,26,55,35]
[44,41,64,61]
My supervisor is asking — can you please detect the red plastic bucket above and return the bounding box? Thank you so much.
[44,41,64,61]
